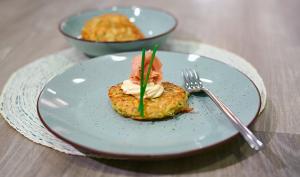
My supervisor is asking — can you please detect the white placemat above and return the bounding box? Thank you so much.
[0,39,267,156]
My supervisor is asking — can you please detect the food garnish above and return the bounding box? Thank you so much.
[138,45,159,117]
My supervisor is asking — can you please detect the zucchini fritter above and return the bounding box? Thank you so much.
[81,13,144,42]
[108,82,190,120]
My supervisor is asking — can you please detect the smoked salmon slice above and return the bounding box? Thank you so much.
[130,50,163,84]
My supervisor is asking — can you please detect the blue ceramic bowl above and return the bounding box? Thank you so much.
[59,6,177,57]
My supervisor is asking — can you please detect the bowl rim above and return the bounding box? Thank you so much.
[58,6,178,44]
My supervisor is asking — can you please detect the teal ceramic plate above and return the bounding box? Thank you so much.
[59,7,177,57]
[37,51,261,160]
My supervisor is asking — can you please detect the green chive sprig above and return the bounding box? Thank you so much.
[138,45,159,117]
[138,48,146,117]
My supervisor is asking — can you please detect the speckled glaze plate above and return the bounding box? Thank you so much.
[37,51,261,160]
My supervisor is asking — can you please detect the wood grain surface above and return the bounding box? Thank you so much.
[1,0,300,176]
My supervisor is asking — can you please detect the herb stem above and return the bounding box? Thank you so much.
[138,48,146,115]
[138,45,159,117]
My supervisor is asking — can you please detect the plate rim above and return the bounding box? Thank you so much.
[37,52,262,160]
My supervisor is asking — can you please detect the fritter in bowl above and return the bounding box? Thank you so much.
[81,13,144,42]
[108,82,190,120]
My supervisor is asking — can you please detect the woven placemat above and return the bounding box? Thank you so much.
[0,39,267,156]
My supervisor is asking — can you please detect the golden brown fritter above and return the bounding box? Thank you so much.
[108,82,190,120]
[81,13,144,42]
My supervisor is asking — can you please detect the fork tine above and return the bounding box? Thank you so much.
[182,70,190,88]
[192,69,199,80]
[188,68,200,90]
[186,69,197,88]
[188,69,195,81]
[187,69,201,88]
[184,69,192,83]
[193,69,203,87]
[181,71,188,83]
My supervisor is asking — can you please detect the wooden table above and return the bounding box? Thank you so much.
[1,0,299,176]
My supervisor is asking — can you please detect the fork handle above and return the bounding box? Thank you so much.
[203,89,264,150]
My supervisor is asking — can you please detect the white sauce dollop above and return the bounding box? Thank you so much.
[121,80,164,98]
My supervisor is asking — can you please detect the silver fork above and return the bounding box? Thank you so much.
[182,69,263,150]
